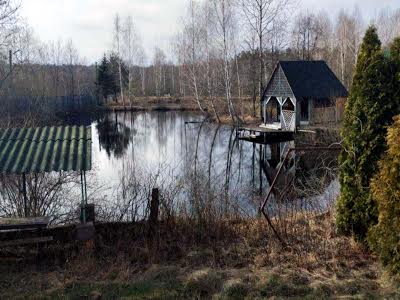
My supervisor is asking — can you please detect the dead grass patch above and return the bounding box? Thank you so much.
[1,214,399,299]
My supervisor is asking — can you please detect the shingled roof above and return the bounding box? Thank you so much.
[0,126,92,174]
[265,60,348,100]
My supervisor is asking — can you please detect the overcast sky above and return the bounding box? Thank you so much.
[21,0,400,64]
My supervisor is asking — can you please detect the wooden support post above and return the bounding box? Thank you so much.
[83,170,88,205]
[259,145,263,196]
[149,188,159,237]
[148,188,160,261]
[22,173,27,217]
[80,171,86,223]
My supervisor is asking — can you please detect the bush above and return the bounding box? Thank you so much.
[336,27,400,240]
[368,116,400,274]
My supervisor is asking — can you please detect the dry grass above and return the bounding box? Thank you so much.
[1,214,399,299]
[105,96,262,125]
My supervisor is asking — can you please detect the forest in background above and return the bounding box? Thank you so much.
[0,1,398,120]
[95,0,400,122]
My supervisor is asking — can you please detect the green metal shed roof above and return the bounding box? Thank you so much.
[0,126,92,174]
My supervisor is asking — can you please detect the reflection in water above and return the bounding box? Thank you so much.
[0,111,338,223]
[88,111,339,222]
[96,113,133,158]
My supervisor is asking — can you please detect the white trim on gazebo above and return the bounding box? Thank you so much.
[261,96,296,132]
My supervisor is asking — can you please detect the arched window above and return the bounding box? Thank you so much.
[282,98,295,111]
[266,97,280,123]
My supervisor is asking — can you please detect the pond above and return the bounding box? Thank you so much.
[0,111,340,223]
[84,111,339,222]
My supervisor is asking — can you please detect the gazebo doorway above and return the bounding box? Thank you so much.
[300,98,310,123]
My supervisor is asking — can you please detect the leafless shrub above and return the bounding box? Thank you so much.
[264,148,340,250]
[96,161,184,223]
[0,172,79,223]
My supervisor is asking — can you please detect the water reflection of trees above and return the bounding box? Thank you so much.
[93,112,340,224]
[260,141,339,209]
[96,113,132,158]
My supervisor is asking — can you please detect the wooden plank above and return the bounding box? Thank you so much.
[238,125,293,134]
[0,236,53,247]
[0,217,49,225]
[0,217,49,230]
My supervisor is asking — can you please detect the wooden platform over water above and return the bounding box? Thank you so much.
[237,125,294,144]
[238,125,293,134]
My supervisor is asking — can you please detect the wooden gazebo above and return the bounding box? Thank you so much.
[261,60,348,132]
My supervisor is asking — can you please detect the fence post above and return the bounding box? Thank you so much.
[148,188,160,260]
[149,188,159,237]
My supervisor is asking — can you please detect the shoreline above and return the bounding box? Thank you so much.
[1,214,397,299]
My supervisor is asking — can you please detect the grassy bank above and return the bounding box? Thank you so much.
[104,96,261,124]
[1,214,399,299]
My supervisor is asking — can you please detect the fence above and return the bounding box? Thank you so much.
[310,98,347,125]
[1,95,99,115]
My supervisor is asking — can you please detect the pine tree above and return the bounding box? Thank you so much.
[96,54,113,100]
[336,27,400,240]
[391,37,400,103]
[390,37,400,62]
[368,38,400,272]
[368,115,400,274]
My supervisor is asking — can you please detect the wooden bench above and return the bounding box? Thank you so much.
[0,217,53,258]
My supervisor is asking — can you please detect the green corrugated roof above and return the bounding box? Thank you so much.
[0,126,92,174]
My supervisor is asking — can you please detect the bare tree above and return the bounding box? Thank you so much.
[213,0,238,123]
[291,11,327,60]
[153,47,166,97]
[136,45,147,96]
[335,7,364,87]
[114,14,124,106]
[240,0,292,101]
[180,0,206,112]
[64,39,79,99]
[49,39,63,97]
[375,8,400,47]
[123,15,139,107]
[202,0,220,122]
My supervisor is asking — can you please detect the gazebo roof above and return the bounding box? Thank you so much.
[0,126,92,174]
[265,60,349,100]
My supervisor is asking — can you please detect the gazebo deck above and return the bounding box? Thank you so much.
[237,125,294,144]
[238,124,293,134]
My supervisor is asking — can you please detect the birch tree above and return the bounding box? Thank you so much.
[240,0,292,100]
[153,47,166,97]
[113,14,124,105]
[213,0,238,123]
[64,39,79,99]
[291,12,330,61]
[375,8,400,47]
[335,8,364,87]
[202,0,220,121]
[180,0,206,112]
[136,45,147,96]
[123,16,139,106]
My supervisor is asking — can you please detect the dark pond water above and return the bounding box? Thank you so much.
[80,111,339,221]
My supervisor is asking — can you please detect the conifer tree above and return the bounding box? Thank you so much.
[368,116,400,273]
[390,37,400,62]
[368,37,400,272]
[336,27,400,239]
[391,37,400,103]
[96,54,113,100]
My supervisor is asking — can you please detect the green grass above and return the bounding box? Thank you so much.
[4,267,390,300]
[47,281,182,300]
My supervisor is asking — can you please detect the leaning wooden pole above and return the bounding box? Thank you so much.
[80,171,86,223]
[22,173,27,217]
